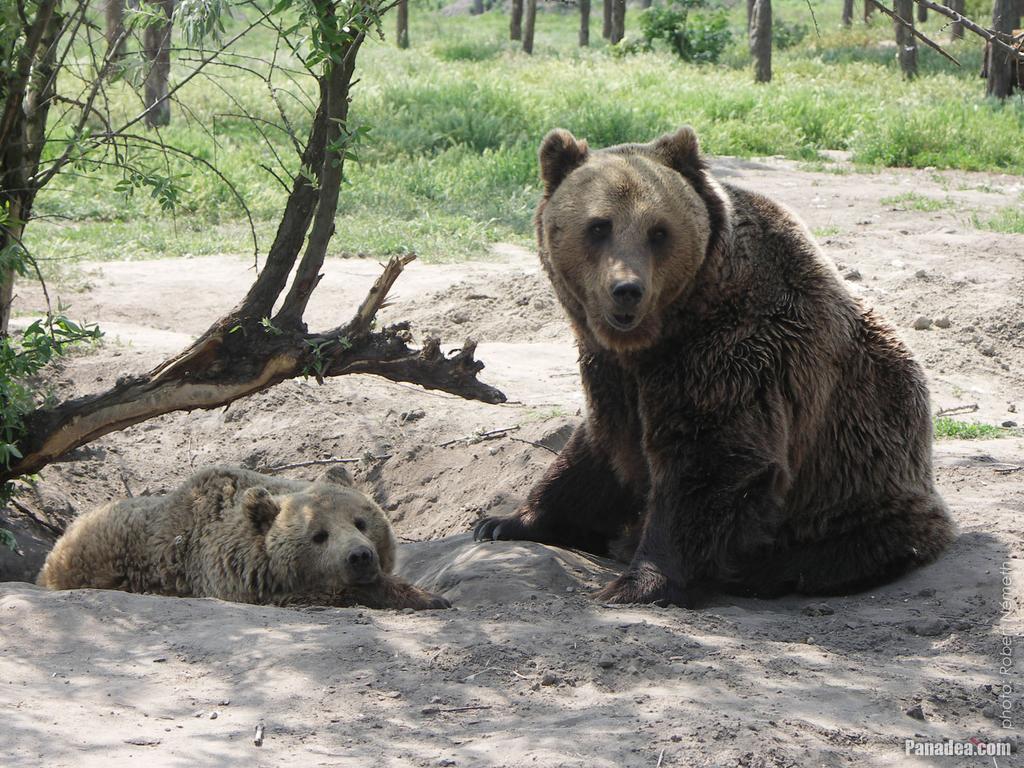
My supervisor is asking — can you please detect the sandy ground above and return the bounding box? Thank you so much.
[2,157,1023,767]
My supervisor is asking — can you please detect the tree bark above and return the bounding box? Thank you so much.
[610,0,625,43]
[949,0,964,39]
[143,0,174,128]
[842,0,854,26]
[396,0,409,48]
[987,0,1019,97]
[863,0,873,22]
[472,0,484,14]
[602,0,612,39]
[106,0,126,60]
[523,0,537,53]
[894,0,917,79]
[579,0,590,46]
[916,3,927,22]
[747,0,756,30]
[510,0,523,40]
[750,0,772,83]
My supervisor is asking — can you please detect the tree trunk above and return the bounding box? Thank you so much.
[639,0,651,7]
[472,0,484,14]
[579,0,590,46]
[143,0,174,128]
[987,0,1018,97]
[105,0,126,60]
[603,0,612,39]
[842,0,854,26]
[863,0,873,22]
[894,0,917,79]
[916,3,927,22]
[610,0,625,43]
[747,0,756,30]
[750,0,772,83]
[396,0,409,48]
[949,0,964,39]
[523,0,537,53]
[0,0,61,335]
[510,0,523,40]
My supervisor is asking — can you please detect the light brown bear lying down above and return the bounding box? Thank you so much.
[38,466,449,610]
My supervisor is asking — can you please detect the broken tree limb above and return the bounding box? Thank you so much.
[912,0,1024,62]
[1,254,506,484]
[872,0,960,66]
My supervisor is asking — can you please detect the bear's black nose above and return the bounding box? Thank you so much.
[347,546,374,566]
[611,280,644,309]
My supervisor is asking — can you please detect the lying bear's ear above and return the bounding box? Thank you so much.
[539,129,589,196]
[314,466,353,487]
[650,126,704,176]
[243,487,280,534]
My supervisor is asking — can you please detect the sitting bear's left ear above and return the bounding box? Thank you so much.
[314,466,354,487]
[650,126,704,176]
[243,487,280,534]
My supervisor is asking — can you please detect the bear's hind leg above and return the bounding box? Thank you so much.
[731,494,955,597]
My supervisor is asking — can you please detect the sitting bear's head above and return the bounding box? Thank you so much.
[242,468,397,592]
[536,126,728,352]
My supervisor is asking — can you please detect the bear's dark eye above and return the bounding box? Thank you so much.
[649,226,668,245]
[588,219,611,242]
[354,518,367,532]
[312,530,329,544]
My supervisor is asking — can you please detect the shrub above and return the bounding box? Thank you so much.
[636,0,733,64]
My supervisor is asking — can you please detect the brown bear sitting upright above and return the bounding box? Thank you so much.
[39,466,449,610]
[474,126,955,606]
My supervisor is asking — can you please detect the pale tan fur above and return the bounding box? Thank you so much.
[38,467,398,604]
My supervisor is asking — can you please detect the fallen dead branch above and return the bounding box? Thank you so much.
[936,403,980,417]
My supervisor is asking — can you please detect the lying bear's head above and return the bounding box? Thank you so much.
[536,126,726,352]
[242,468,397,592]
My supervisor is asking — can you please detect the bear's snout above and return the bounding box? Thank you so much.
[610,279,644,315]
[345,545,380,584]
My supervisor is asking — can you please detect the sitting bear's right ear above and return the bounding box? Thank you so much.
[539,129,588,196]
[243,487,280,534]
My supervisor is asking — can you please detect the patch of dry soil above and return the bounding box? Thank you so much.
[2,158,1022,767]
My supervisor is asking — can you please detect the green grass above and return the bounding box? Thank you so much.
[22,1,1024,270]
[933,417,1009,440]
[812,225,841,237]
[973,201,1024,233]
[880,192,957,212]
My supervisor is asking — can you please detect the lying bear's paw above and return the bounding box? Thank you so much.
[595,565,693,607]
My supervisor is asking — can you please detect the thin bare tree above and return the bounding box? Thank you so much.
[510,0,523,40]
[603,0,612,38]
[523,0,537,52]
[751,0,772,82]
[986,0,1020,96]
[143,0,175,127]
[610,0,625,43]
[949,0,964,38]
[580,0,591,45]
[843,0,854,26]
[894,0,918,78]
[396,0,409,48]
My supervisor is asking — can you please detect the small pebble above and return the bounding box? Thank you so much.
[914,269,927,278]
[934,316,951,329]
[980,344,997,357]
[801,603,834,616]
[843,268,862,281]
[209,711,219,720]
[597,657,615,670]
[905,704,926,721]
[912,316,933,331]
[540,671,560,686]
[438,759,456,767]
[1002,421,1018,428]
[908,619,949,637]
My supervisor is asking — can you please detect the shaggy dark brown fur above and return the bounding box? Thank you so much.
[474,126,954,606]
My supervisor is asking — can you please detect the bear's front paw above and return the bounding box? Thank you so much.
[595,566,690,607]
[473,512,542,543]
[406,586,452,611]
